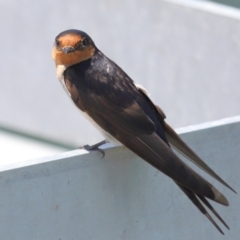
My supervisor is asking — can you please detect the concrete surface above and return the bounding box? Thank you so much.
[0,116,239,240]
[0,0,240,146]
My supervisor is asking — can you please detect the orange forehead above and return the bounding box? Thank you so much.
[58,34,83,47]
[52,42,95,66]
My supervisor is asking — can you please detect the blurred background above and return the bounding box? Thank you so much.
[0,0,239,164]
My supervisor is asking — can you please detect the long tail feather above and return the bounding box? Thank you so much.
[176,182,226,235]
[197,194,230,230]
[164,122,236,193]
[119,132,229,205]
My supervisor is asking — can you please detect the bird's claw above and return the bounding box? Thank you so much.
[83,144,105,158]
[79,140,107,158]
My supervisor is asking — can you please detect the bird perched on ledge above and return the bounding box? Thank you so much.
[52,29,235,234]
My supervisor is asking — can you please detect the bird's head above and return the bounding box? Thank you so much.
[52,29,96,67]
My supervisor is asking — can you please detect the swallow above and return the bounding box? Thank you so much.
[52,29,235,234]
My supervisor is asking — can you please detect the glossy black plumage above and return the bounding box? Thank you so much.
[53,30,235,235]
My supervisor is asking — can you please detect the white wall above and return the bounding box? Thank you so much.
[0,0,240,146]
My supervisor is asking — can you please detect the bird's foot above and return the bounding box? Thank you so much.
[80,140,107,158]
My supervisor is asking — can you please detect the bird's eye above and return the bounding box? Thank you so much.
[55,40,60,48]
[82,38,88,47]
[75,41,81,49]
[75,38,89,50]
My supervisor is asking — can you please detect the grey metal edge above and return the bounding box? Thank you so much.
[0,116,239,240]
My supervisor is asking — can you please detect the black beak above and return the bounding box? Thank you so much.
[62,46,75,54]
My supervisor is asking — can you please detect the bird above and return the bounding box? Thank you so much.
[52,29,235,235]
